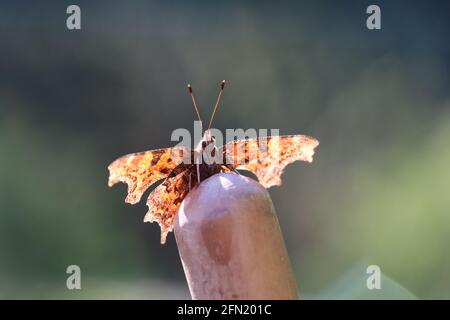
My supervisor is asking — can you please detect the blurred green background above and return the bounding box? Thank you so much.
[1,0,449,299]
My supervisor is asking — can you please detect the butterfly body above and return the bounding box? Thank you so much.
[108,81,319,244]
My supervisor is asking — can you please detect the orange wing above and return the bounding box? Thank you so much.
[108,147,191,204]
[144,170,191,244]
[222,135,319,188]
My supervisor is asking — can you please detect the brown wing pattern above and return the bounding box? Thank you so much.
[222,135,319,188]
[144,169,191,244]
[108,147,191,204]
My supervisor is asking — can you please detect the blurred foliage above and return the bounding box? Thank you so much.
[0,1,449,298]
[316,263,417,299]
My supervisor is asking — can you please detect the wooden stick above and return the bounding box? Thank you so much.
[174,173,299,300]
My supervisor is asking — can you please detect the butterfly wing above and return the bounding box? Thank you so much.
[144,169,191,244]
[108,147,191,204]
[221,135,319,188]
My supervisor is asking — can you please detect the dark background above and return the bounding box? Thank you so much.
[1,0,449,298]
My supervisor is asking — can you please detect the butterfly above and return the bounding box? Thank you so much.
[108,80,319,244]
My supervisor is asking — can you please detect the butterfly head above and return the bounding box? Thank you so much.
[196,129,216,153]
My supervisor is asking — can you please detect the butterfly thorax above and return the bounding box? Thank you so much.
[195,130,214,153]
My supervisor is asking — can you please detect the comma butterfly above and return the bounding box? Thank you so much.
[108,80,319,244]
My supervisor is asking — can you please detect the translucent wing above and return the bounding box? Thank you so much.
[221,135,319,188]
[108,147,191,204]
[144,169,191,244]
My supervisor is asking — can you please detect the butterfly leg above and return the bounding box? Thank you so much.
[223,164,240,175]
[188,172,192,191]
[194,152,201,184]
[196,163,201,184]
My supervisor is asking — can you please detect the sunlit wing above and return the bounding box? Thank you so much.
[221,135,319,188]
[108,147,192,204]
[144,169,191,244]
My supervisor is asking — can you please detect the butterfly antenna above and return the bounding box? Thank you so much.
[207,80,226,130]
[187,84,202,123]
